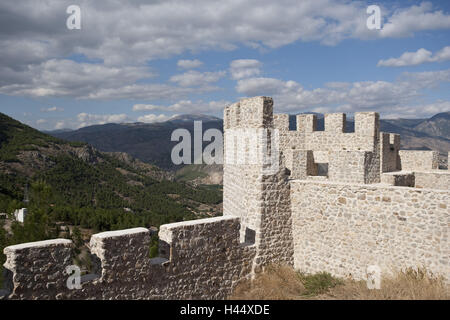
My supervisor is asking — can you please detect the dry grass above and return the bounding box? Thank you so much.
[232,264,306,300]
[324,268,449,300]
[230,264,450,300]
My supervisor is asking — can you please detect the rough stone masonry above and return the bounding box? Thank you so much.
[1,96,449,299]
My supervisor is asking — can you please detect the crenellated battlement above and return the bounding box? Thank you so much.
[226,98,380,159]
[2,217,255,300]
[224,96,273,129]
[296,114,318,132]
[324,113,346,133]
[2,239,75,299]
[274,112,379,136]
[271,110,381,184]
[380,132,401,173]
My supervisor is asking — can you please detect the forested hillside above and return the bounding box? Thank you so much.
[49,115,223,170]
[0,112,222,286]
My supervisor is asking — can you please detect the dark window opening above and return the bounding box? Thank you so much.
[317,163,329,176]
[244,227,256,244]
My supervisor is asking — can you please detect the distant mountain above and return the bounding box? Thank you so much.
[381,120,450,155]
[42,128,73,134]
[50,119,223,170]
[47,112,450,179]
[412,112,450,139]
[387,118,425,129]
[168,114,221,123]
[0,112,222,223]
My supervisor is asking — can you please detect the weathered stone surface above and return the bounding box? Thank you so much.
[414,171,450,190]
[291,181,449,281]
[3,218,255,300]
[381,172,415,187]
[399,150,439,171]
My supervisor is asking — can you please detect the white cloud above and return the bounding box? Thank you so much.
[177,59,203,69]
[36,119,47,124]
[230,59,262,80]
[134,99,230,114]
[380,2,450,38]
[1,1,450,100]
[76,113,130,128]
[86,83,216,100]
[378,46,450,67]
[400,68,450,88]
[236,77,295,96]
[166,100,229,113]
[41,106,64,112]
[2,1,449,69]
[0,58,221,100]
[380,100,450,119]
[132,104,161,112]
[435,46,450,61]
[235,69,450,117]
[54,121,67,130]
[170,70,226,87]
[137,114,174,123]
[0,59,154,98]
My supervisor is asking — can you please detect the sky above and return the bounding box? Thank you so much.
[1,0,450,130]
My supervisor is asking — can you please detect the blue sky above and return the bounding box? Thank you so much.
[0,0,450,130]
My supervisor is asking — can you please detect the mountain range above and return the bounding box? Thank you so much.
[47,114,223,171]
[48,112,450,174]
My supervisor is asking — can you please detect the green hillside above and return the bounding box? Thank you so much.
[0,112,222,286]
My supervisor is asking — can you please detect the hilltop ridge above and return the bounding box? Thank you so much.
[46,111,450,175]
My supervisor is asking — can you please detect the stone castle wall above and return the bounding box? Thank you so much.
[414,171,449,190]
[2,217,255,299]
[273,111,381,184]
[380,133,401,173]
[291,181,449,280]
[398,150,439,171]
[273,112,379,153]
[223,97,294,272]
[2,96,449,300]
[382,150,449,190]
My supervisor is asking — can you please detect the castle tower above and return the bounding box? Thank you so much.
[223,96,294,272]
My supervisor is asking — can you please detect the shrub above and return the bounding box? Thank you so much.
[299,271,343,296]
